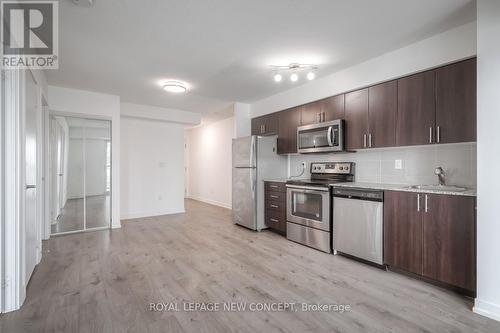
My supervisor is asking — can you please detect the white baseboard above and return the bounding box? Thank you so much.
[474,299,500,322]
[121,209,185,220]
[186,196,232,210]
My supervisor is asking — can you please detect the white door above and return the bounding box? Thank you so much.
[25,72,38,283]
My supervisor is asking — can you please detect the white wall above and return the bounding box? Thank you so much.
[251,22,476,117]
[48,86,121,228]
[233,102,251,138]
[186,117,234,209]
[474,0,500,322]
[120,117,185,219]
[121,102,200,125]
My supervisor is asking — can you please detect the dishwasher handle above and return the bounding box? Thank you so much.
[332,188,384,202]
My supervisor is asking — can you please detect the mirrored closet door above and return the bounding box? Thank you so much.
[49,115,111,235]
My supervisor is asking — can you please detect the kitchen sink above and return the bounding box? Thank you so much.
[406,184,467,192]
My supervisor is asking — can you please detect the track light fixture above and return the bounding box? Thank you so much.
[270,63,318,83]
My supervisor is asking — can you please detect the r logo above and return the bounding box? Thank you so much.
[2,1,54,54]
[1,1,58,68]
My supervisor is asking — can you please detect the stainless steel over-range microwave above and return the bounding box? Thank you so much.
[297,119,344,153]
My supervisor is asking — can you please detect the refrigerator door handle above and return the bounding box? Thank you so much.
[250,137,256,168]
[251,169,255,195]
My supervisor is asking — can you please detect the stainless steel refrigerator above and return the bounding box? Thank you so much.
[232,135,287,231]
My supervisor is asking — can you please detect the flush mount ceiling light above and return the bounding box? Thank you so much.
[270,63,318,83]
[162,80,188,93]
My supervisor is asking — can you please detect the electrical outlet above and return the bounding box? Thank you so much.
[395,159,403,170]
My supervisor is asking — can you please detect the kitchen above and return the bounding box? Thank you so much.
[2,1,500,332]
[233,58,477,297]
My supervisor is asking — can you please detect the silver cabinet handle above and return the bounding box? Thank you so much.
[363,134,367,148]
[316,113,321,123]
[270,204,279,208]
[425,194,429,213]
[270,185,278,189]
[429,127,433,143]
[417,194,421,212]
[436,126,441,143]
[270,195,279,199]
[369,133,372,148]
[26,184,36,189]
[270,218,279,223]
[322,112,326,122]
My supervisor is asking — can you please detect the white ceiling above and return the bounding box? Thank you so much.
[47,0,475,116]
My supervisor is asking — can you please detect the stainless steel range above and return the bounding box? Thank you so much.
[285,162,354,253]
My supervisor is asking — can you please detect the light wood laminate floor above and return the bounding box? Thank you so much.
[2,199,499,333]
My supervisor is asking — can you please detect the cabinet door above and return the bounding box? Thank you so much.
[277,107,301,154]
[252,114,278,136]
[423,194,476,292]
[435,58,476,144]
[368,81,397,148]
[251,117,263,135]
[321,94,344,122]
[383,191,423,275]
[262,113,278,135]
[345,89,369,150]
[300,100,322,125]
[397,71,436,146]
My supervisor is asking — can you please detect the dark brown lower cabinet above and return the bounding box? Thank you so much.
[423,194,476,292]
[384,191,476,295]
[384,191,423,275]
[264,182,286,235]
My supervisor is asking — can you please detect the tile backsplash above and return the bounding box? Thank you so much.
[288,142,476,188]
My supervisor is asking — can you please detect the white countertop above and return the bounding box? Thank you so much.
[331,182,476,197]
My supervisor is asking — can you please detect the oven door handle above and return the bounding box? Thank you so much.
[327,126,333,146]
[286,185,329,192]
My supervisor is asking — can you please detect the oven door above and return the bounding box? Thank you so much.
[286,185,330,231]
[297,120,343,153]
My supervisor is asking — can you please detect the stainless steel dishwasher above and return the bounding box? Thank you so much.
[332,187,384,265]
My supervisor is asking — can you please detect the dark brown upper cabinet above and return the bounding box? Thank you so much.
[277,107,301,154]
[251,113,278,136]
[321,94,345,122]
[368,81,397,148]
[251,58,476,153]
[384,191,423,275]
[423,194,476,293]
[396,71,436,146]
[345,89,369,150]
[435,58,477,144]
[300,100,322,125]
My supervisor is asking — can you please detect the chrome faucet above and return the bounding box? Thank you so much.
[435,167,445,186]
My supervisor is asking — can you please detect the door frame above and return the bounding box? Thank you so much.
[2,67,26,313]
